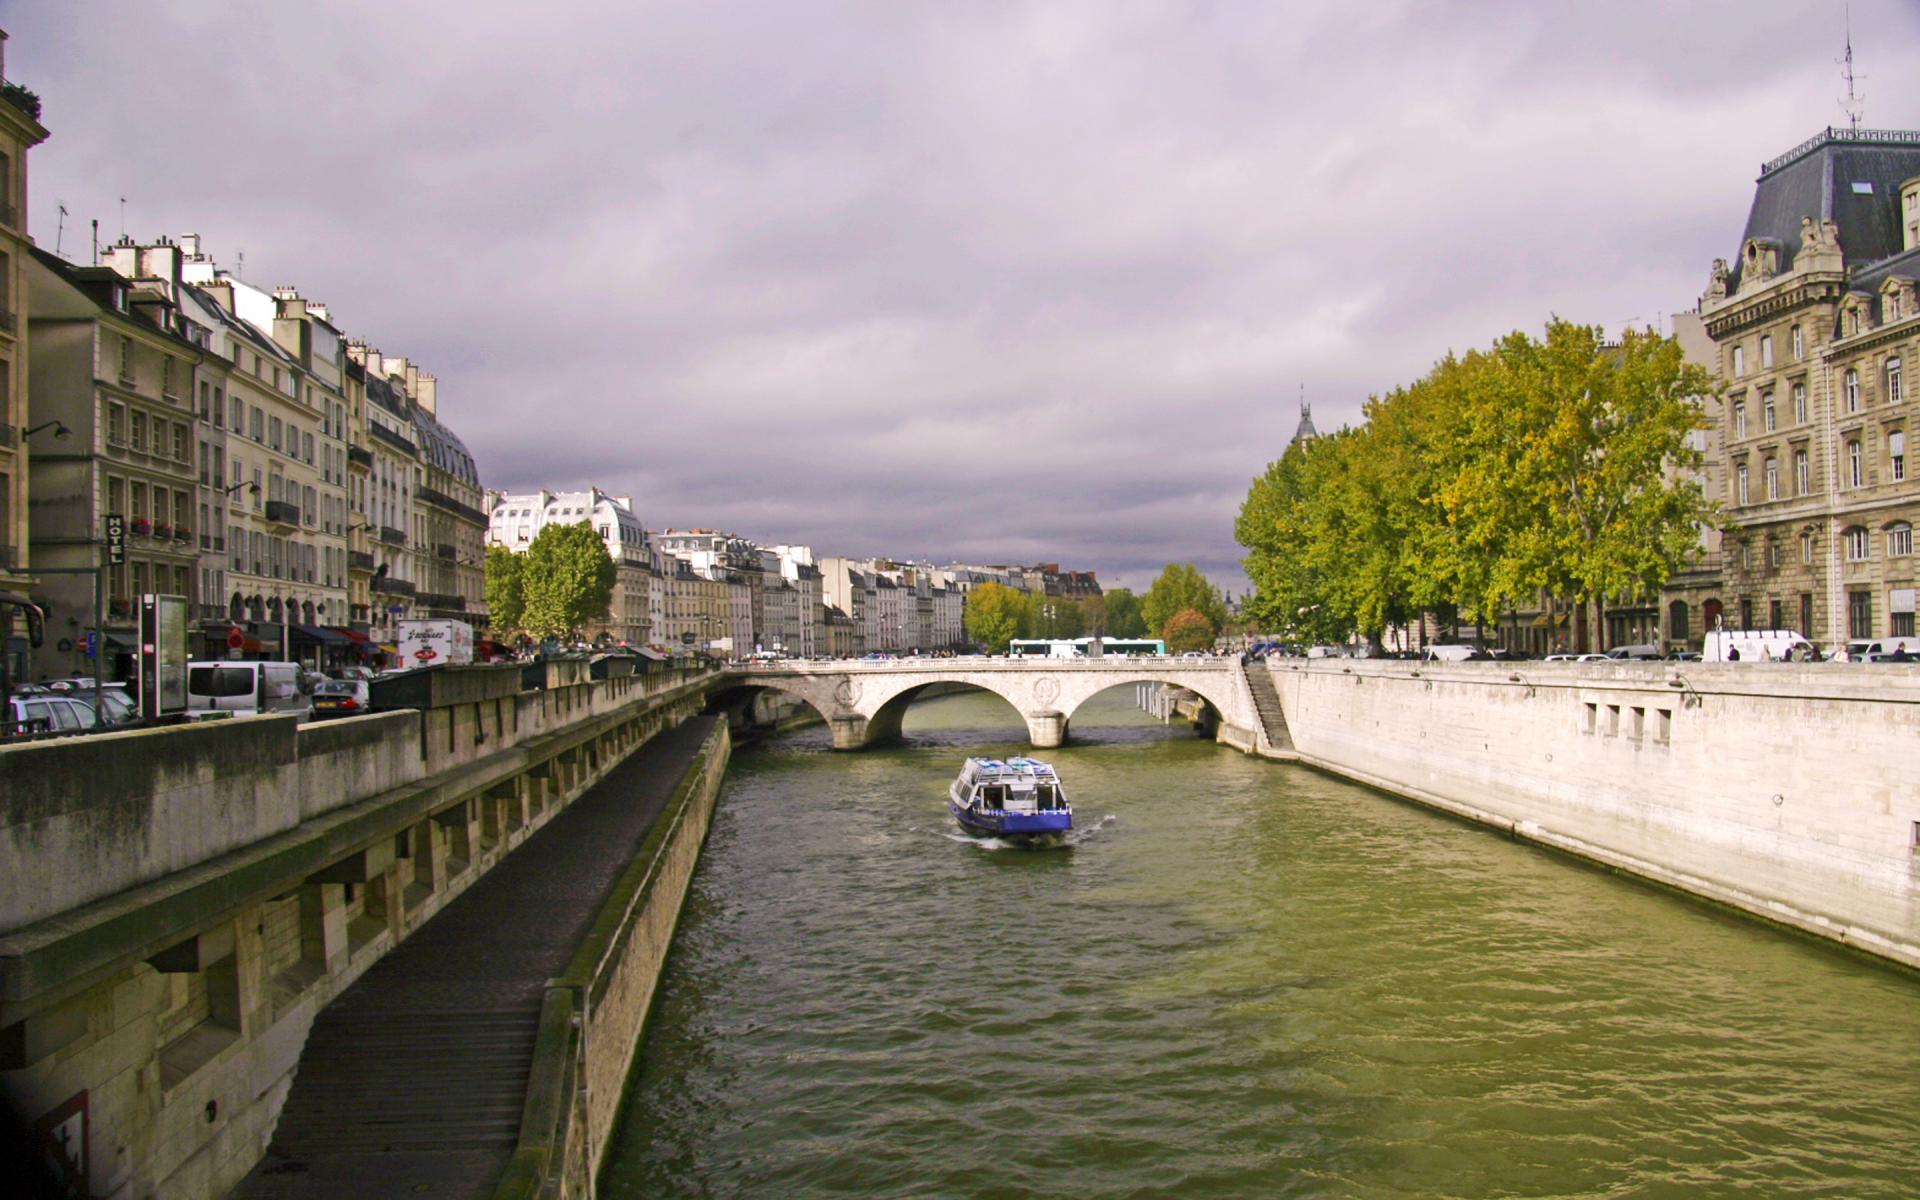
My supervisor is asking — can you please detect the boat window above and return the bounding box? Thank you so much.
[1036,784,1056,808]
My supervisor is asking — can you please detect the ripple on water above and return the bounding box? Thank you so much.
[601,693,1920,1200]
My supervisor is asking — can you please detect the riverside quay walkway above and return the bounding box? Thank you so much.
[235,716,720,1200]
[0,658,727,1200]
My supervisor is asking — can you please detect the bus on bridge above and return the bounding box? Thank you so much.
[1007,637,1166,659]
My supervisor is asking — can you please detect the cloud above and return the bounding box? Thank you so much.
[13,0,1920,591]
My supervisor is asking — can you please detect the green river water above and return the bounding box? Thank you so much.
[601,690,1920,1198]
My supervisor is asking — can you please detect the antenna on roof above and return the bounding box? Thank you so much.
[1838,6,1866,133]
[118,196,126,239]
[55,201,66,259]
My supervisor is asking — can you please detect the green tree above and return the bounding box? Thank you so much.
[521,521,616,642]
[964,582,1032,653]
[483,544,526,635]
[1483,319,1715,651]
[1142,564,1227,638]
[1033,596,1084,638]
[1162,607,1216,653]
[1103,588,1147,637]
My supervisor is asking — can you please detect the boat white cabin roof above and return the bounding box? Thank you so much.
[961,756,1059,783]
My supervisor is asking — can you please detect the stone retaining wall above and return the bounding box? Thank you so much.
[1265,659,1920,969]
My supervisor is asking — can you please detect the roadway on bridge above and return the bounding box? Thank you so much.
[234,715,719,1200]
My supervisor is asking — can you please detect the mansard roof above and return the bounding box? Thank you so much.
[1730,128,1920,291]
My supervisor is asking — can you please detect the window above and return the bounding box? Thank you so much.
[1845,526,1870,561]
[198,380,210,419]
[1736,462,1749,504]
[1767,539,1781,567]
[1733,401,1747,439]
[1849,591,1872,639]
[1890,358,1904,405]
[230,394,243,430]
[1792,381,1807,424]
[251,406,264,441]
[173,422,188,462]
[304,432,314,464]
[1732,345,1745,376]
[269,416,282,452]
[1801,593,1814,635]
[1893,430,1907,482]
[1791,324,1804,360]
[107,402,125,445]
[1846,369,1861,413]
[1890,522,1914,557]
[130,411,147,452]
[1849,440,1864,488]
[1742,544,1753,571]
[1794,448,1810,494]
[1761,335,1773,368]
[1769,598,1783,628]
[1740,596,1754,628]
[1800,532,1814,564]
[1764,457,1778,499]
[1763,391,1775,431]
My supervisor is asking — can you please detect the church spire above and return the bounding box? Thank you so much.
[1290,383,1318,445]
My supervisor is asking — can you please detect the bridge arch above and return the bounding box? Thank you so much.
[703,680,835,738]
[862,680,1030,745]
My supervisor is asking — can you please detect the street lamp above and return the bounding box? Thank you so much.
[23,420,72,440]
[221,480,261,498]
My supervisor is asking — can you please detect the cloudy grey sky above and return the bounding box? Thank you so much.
[11,1,1920,591]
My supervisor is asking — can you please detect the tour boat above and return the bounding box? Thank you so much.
[948,757,1072,841]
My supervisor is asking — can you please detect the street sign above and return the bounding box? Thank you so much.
[387,605,406,615]
[105,513,126,566]
[83,633,96,658]
[227,626,246,650]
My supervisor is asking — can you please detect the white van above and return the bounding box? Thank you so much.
[1701,629,1818,663]
[1420,644,1479,662]
[187,661,313,720]
[1838,636,1920,662]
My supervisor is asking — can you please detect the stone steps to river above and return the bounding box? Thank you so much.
[1240,661,1292,750]
[232,716,718,1200]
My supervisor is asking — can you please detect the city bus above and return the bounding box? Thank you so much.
[1006,637,1167,658]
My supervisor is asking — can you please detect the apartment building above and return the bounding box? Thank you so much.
[0,33,46,662]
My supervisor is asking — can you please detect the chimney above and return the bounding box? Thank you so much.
[415,372,437,415]
[179,232,202,259]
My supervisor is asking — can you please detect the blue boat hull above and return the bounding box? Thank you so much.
[949,798,1071,839]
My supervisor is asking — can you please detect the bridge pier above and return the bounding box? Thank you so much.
[1025,710,1068,749]
[829,715,870,750]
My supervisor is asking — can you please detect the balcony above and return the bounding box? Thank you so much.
[369,423,418,456]
[415,591,466,612]
[371,575,416,598]
[347,444,373,470]
[378,525,408,547]
[435,542,456,561]
[264,499,301,529]
[0,308,15,336]
[349,550,376,572]
[417,486,489,525]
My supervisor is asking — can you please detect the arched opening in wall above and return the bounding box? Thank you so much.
[1703,598,1724,633]
[870,682,1026,747]
[1066,680,1222,746]
[703,683,831,745]
[1668,600,1690,644]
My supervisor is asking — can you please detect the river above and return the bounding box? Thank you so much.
[601,689,1920,1198]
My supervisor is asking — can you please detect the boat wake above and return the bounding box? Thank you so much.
[944,813,1116,851]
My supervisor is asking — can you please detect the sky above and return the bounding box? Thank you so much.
[9,1,1920,592]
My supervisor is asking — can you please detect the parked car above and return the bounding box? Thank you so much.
[1421,644,1479,662]
[310,679,373,719]
[76,688,140,725]
[6,693,99,738]
[1664,650,1702,662]
[1605,644,1663,660]
[187,660,314,720]
[1835,636,1920,662]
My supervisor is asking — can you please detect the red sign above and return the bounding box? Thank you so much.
[415,647,438,663]
[227,626,246,650]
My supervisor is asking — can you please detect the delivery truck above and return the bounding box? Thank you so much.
[395,618,474,669]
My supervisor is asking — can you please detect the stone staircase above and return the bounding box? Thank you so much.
[1239,660,1293,752]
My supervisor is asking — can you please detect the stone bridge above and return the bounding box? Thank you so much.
[715,657,1275,751]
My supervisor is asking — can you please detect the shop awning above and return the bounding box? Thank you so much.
[292,624,352,645]
[102,631,139,650]
[376,643,398,656]
[331,626,372,644]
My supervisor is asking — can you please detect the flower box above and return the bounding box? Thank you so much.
[130,518,153,536]
[153,522,173,540]
[173,526,192,543]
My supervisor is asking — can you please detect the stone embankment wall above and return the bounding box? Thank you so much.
[1265,659,1920,969]
[495,721,731,1199]
[0,663,715,1200]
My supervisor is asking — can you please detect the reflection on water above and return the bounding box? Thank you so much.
[603,690,1920,1199]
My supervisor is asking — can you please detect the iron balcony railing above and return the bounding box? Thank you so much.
[347,444,373,469]
[371,575,416,598]
[417,485,489,524]
[348,550,376,572]
[264,499,301,527]
[378,525,408,547]
[368,423,418,455]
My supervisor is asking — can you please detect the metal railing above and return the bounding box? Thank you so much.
[264,499,301,527]
[378,525,407,546]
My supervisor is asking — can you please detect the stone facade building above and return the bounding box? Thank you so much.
[1700,127,1920,645]
[0,35,46,669]
[487,487,651,645]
